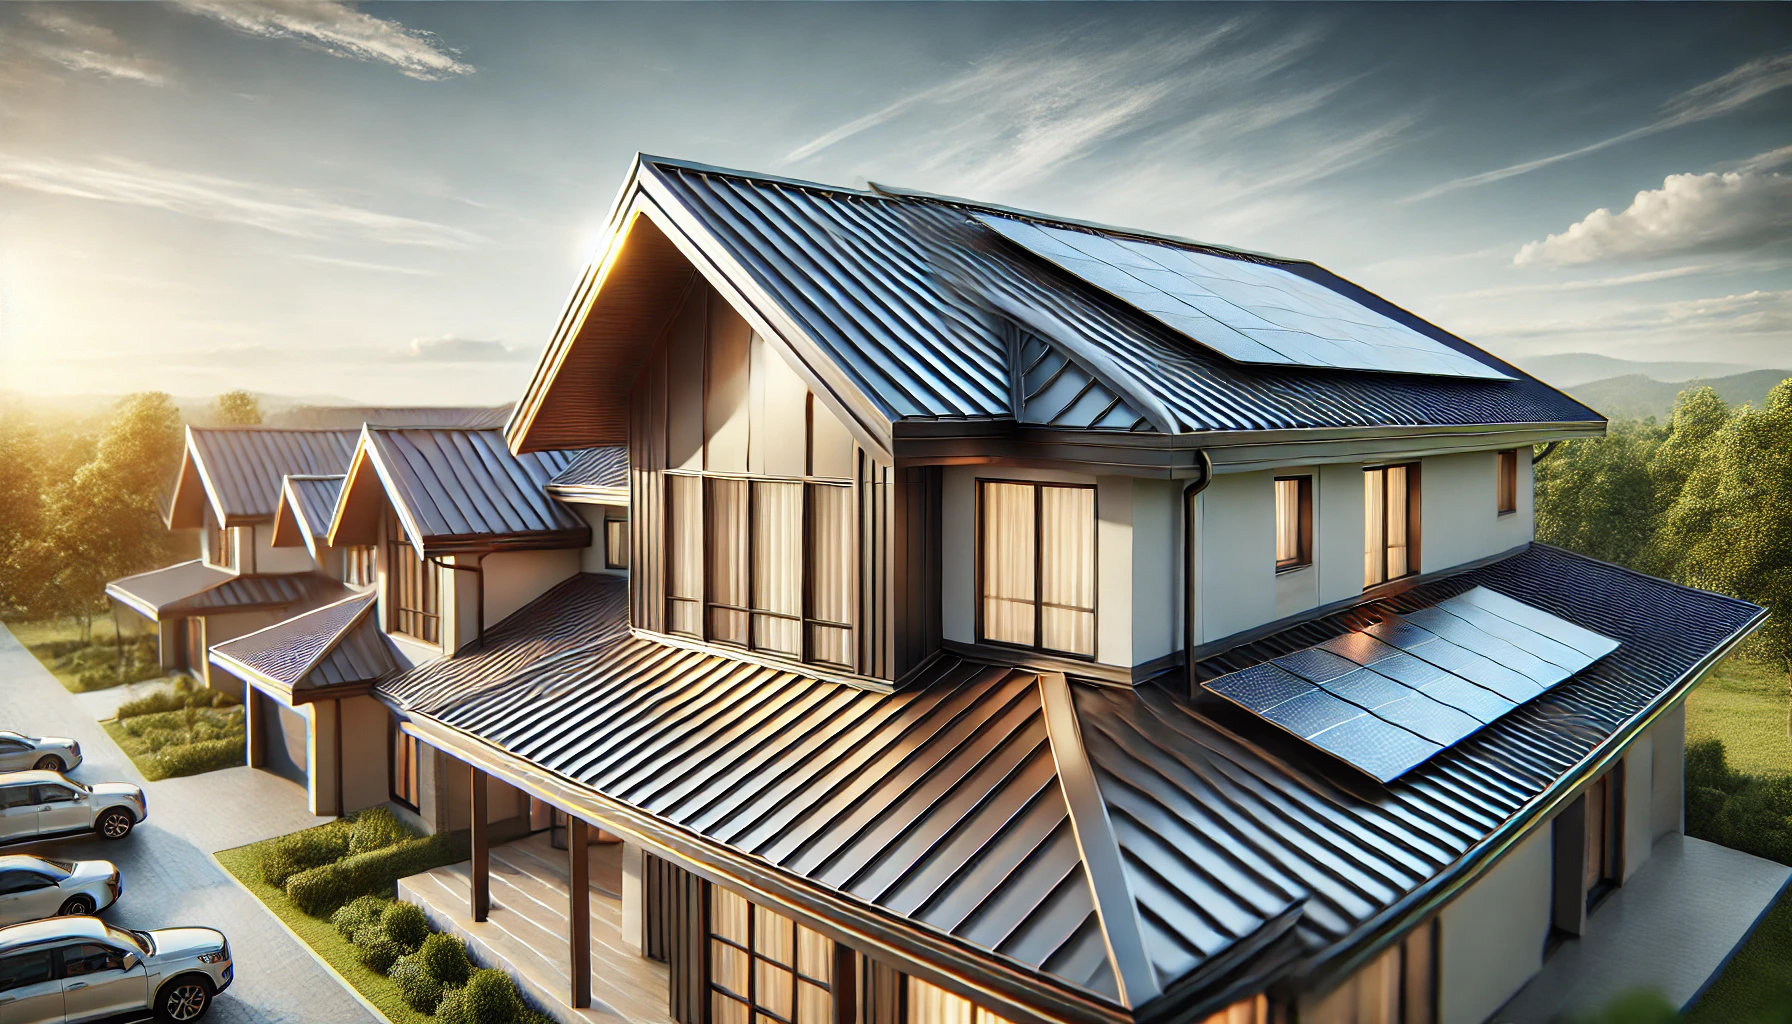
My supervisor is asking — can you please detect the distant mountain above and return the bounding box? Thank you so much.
[1568,369,1792,422]
[266,404,514,429]
[1520,352,1757,389]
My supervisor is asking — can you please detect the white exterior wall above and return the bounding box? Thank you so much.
[1651,702,1686,841]
[574,504,630,576]
[1096,477,1133,668]
[1439,825,1554,1024]
[305,698,333,816]
[483,548,583,626]
[1195,471,1276,643]
[1315,463,1367,607]
[340,695,390,814]
[253,522,317,575]
[1417,450,1534,572]
[1623,734,1656,882]
[1130,478,1178,665]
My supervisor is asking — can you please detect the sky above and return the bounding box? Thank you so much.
[0,2,1788,406]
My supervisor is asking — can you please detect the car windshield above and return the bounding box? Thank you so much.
[108,926,149,955]
[34,860,72,881]
[41,859,75,873]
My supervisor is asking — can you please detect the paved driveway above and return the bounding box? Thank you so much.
[1,624,382,1024]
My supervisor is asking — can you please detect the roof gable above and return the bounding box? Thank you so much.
[271,474,345,558]
[210,592,396,699]
[172,427,358,528]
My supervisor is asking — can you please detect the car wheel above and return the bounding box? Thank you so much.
[58,894,95,916]
[97,808,135,840]
[157,975,212,1022]
[33,755,63,772]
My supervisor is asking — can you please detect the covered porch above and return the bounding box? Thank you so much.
[399,818,671,1024]
[1494,833,1792,1021]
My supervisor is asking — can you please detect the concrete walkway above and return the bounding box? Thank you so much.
[72,675,177,722]
[1,624,381,1024]
[1494,833,1792,1021]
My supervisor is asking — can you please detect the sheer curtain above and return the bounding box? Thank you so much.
[1363,468,1386,587]
[707,478,749,645]
[906,978,1014,1024]
[667,475,704,635]
[806,483,853,668]
[1276,478,1301,564]
[980,482,1036,647]
[1039,485,1094,656]
[751,481,802,656]
[1386,465,1409,579]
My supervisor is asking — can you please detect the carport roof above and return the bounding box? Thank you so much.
[210,591,396,701]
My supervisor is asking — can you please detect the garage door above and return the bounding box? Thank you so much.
[254,690,309,786]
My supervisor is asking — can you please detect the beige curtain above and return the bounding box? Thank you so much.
[1386,465,1409,580]
[667,475,704,635]
[907,978,1014,1024]
[807,483,854,668]
[707,478,749,645]
[1276,478,1301,564]
[980,482,1036,647]
[1364,468,1386,587]
[1039,485,1094,656]
[753,904,794,1020]
[751,481,802,656]
[1197,995,1267,1024]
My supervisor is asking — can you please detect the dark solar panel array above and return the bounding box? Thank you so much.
[1204,587,1620,782]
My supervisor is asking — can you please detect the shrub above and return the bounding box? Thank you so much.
[390,955,445,1013]
[331,894,391,939]
[262,819,355,887]
[416,931,472,987]
[517,1011,556,1024]
[381,899,430,952]
[285,830,470,915]
[349,806,416,855]
[351,923,405,973]
[141,736,244,781]
[1684,739,1792,866]
[435,986,470,1024]
[115,680,237,720]
[1566,989,1678,1024]
[461,968,523,1024]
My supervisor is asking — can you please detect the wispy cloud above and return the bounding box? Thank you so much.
[1409,51,1792,201]
[1469,289,1792,341]
[1513,152,1792,266]
[175,0,472,80]
[291,253,436,275]
[0,153,483,248]
[4,8,168,85]
[404,336,522,361]
[1447,263,1722,301]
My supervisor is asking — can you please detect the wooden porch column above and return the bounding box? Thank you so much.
[569,816,591,1009]
[470,765,489,922]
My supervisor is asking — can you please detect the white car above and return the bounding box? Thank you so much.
[0,774,145,848]
[0,917,231,1022]
[0,857,120,925]
[0,736,80,776]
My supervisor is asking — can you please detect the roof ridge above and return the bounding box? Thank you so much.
[640,153,889,200]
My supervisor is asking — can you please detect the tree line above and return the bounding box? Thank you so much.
[1534,377,1792,677]
[0,390,262,638]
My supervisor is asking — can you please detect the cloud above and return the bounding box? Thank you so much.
[1410,50,1792,201]
[4,9,168,85]
[291,253,435,275]
[174,0,472,80]
[1450,263,1723,300]
[1468,289,1792,342]
[404,336,522,361]
[1513,157,1792,266]
[0,153,483,248]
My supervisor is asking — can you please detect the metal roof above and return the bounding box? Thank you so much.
[177,572,345,616]
[178,428,359,526]
[546,446,629,501]
[638,159,1601,434]
[106,560,233,621]
[270,474,345,556]
[349,428,591,556]
[210,592,396,697]
[377,544,1761,1018]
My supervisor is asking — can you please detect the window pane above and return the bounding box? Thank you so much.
[714,994,750,1024]
[753,905,793,965]
[606,519,629,569]
[1364,469,1386,588]
[807,485,854,666]
[1387,466,1409,580]
[752,482,802,656]
[713,888,750,945]
[980,482,1036,648]
[796,926,832,982]
[708,478,750,645]
[1039,486,1094,657]
[1276,479,1301,564]
[756,960,794,1019]
[797,981,832,1024]
[668,476,704,635]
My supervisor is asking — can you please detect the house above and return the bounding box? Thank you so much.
[161,156,1785,1023]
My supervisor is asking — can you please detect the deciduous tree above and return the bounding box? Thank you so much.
[211,390,262,426]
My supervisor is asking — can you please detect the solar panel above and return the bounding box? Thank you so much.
[974,213,1513,381]
[1203,587,1617,782]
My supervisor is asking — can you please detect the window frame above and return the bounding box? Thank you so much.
[1274,475,1314,573]
[662,469,858,673]
[1584,768,1622,910]
[707,886,838,1024]
[390,722,421,811]
[343,544,378,588]
[385,510,440,646]
[207,521,235,572]
[1496,449,1519,516]
[604,516,629,570]
[1363,463,1422,589]
[974,478,1098,661]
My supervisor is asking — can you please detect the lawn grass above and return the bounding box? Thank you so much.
[215,840,430,1024]
[1688,656,1792,778]
[4,617,166,693]
[1686,881,1792,1023]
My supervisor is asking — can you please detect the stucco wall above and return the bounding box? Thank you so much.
[575,503,630,577]
[1439,825,1553,1024]
[1096,476,1133,668]
[1130,478,1178,664]
[340,695,390,814]
[305,698,334,816]
[1651,702,1686,841]
[1196,471,1276,643]
[483,548,582,628]
[253,522,317,575]
[1418,450,1534,572]
[1623,734,1657,882]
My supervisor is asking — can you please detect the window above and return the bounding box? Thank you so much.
[605,517,629,570]
[1364,464,1419,588]
[344,544,378,588]
[0,950,52,992]
[1275,476,1313,571]
[1496,450,1518,515]
[709,887,837,1024]
[1585,770,1619,905]
[907,978,1015,1024]
[59,944,127,977]
[208,522,235,571]
[386,511,440,644]
[978,481,1095,658]
[664,473,856,670]
[1305,919,1435,1024]
[30,785,76,804]
[391,726,420,810]
[0,786,28,810]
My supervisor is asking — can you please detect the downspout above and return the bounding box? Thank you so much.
[1181,449,1215,701]
[1532,440,1562,465]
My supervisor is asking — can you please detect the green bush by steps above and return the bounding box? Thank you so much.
[331,894,391,939]
[435,969,523,1024]
[350,806,418,856]
[381,900,430,952]
[414,932,471,988]
[261,818,355,888]
[286,831,470,915]
[389,955,446,1014]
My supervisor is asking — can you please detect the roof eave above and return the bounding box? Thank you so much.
[418,526,594,557]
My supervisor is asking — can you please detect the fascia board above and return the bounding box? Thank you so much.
[544,484,631,506]
[271,479,319,560]
[184,431,233,531]
[360,432,432,561]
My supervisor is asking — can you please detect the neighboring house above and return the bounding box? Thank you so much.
[121,157,1774,1024]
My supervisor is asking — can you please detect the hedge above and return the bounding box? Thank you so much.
[331,894,391,939]
[1686,739,1792,866]
[286,830,470,915]
[381,900,429,952]
[435,968,523,1024]
[140,736,245,782]
[349,806,417,856]
[116,683,238,720]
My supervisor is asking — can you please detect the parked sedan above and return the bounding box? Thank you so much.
[0,917,231,1022]
[0,735,80,776]
[0,856,120,925]
[0,774,145,848]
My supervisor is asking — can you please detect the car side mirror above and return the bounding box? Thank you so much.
[121,952,141,972]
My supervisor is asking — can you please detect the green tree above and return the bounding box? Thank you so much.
[0,417,46,617]
[1534,419,1665,569]
[211,390,262,426]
